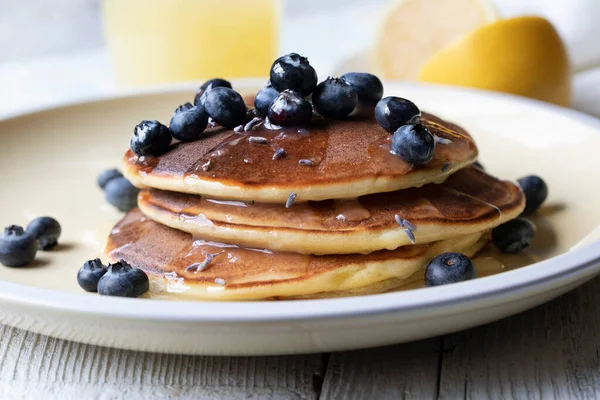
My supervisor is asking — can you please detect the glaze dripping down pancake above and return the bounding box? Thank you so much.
[106,209,489,300]
[137,167,524,255]
[123,112,478,203]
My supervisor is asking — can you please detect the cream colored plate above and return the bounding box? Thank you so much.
[0,81,599,355]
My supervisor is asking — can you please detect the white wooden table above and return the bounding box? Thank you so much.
[1,274,599,399]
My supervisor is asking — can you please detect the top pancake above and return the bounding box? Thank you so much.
[123,112,478,203]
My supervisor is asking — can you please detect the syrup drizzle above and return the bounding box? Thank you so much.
[141,167,520,233]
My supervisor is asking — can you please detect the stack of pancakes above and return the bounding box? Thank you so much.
[109,111,525,300]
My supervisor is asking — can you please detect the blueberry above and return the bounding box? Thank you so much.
[425,252,476,287]
[341,72,384,106]
[104,177,140,212]
[312,77,358,118]
[169,105,209,142]
[269,53,318,96]
[26,217,61,250]
[194,78,232,106]
[77,258,108,292]
[391,123,436,165]
[204,87,247,129]
[97,169,123,190]
[268,90,313,126]
[0,225,37,267]
[517,175,548,215]
[254,83,280,118]
[97,259,149,298]
[173,102,193,116]
[200,78,232,91]
[492,218,536,253]
[375,97,421,133]
[130,120,172,156]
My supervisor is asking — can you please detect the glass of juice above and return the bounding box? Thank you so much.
[101,0,280,86]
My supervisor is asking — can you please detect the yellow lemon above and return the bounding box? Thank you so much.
[374,0,497,81]
[419,16,571,106]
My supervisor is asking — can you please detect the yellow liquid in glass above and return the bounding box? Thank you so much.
[102,0,279,86]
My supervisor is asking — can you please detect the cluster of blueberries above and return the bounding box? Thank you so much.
[0,217,61,267]
[0,170,148,298]
[425,174,548,287]
[68,170,150,297]
[129,78,247,157]
[77,258,149,298]
[71,170,150,297]
[0,213,147,297]
[127,52,438,167]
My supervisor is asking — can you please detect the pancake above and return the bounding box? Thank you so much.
[122,112,478,203]
[281,277,411,300]
[106,209,489,300]
[137,167,524,255]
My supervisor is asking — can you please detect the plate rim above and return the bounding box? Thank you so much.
[2,80,600,324]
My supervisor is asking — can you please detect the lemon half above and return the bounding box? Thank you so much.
[418,16,571,106]
[374,0,497,80]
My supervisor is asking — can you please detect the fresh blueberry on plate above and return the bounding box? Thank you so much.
[77,258,108,292]
[517,175,548,215]
[97,259,150,298]
[104,177,140,212]
[203,87,247,129]
[312,77,358,118]
[0,225,37,267]
[169,104,209,142]
[254,82,280,118]
[492,218,536,253]
[199,78,232,92]
[173,102,194,116]
[269,53,318,96]
[97,169,123,190]
[340,72,384,106]
[391,123,436,165]
[194,78,232,106]
[26,216,61,250]
[130,120,172,156]
[375,96,421,133]
[268,90,313,126]
[425,252,476,287]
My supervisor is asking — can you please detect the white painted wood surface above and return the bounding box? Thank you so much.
[320,339,441,399]
[2,276,600,399]
[0,326,324,399]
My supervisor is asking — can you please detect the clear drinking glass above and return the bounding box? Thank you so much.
[102,0,280,86]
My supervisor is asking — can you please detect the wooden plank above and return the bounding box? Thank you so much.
[0,325,324,400]
[438,276,600,400]
[319,339,441,399]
